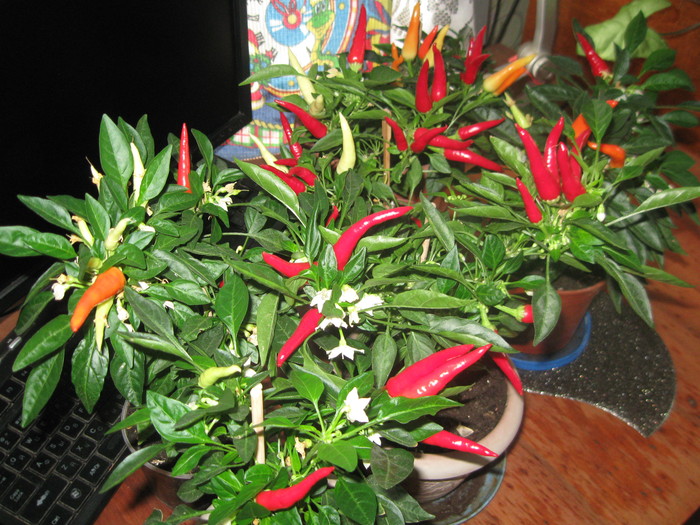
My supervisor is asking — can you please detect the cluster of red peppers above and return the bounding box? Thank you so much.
[267,206,413,366]
[386,343,522,455]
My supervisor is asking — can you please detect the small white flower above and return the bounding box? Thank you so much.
[367,432,382,446]
[347,293,384,325]
[137,223,156,232]
[339,285,359,304]
[326,343,364,360]
[51,283,66,301]
[343,387,370,423]
[318,316,348,331]
[310,288,332,312]
[163,301,175,310]
[116,302,130,322]
[136,281,150,291]
[215,195,233,211]
[246,325,259,346]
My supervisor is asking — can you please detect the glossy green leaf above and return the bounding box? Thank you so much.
[0,226,42,257]
[85,193,111,241]
[24,232,77,260]
[624,11,648,54]
[72,335,109,412]
[391,289,470,309]
[215,273,250,339]
[256,293,278,366]
[642,69,694,91]
[582,99,613,142]
[607,187,700,226]
[236,160,302,222]
[372,333,397,388]
[138,145,173,204]
[241,64,299,85]
[420,193,454,251]
[640,48,676,74]
[370,447,414,489]
[100,444,169,493]
[99,114,133,185]
[317,442,358,472]
[17,195,79,234]
[532,281,561,345]
[15,291,54,336]
[146,391,213,444]
[377,395,460,424]
[290,368,324,404]
[13,315,72,371]
[334,478,377,525]
[20,349,65,427]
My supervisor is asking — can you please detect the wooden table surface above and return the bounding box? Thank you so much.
[2,171,697,525]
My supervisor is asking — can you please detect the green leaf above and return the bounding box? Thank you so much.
[24,232,77,260]
[241,64,299,85]
[607,187,700,226]
[642,69,694,91]
[582,99,613,142]
[100,444,169,493]
[489,136,529,179]
[317,442,358,472]
[660,110,699,128]
[236,160,302,222]
[481,235,506,269]
[420,193,454,251]
[390,290,470,309]
[17,195,79,234]
[370,447,414,489]
[192,128,214,168]
[13,315,73,371]
[116,331,191,362]
[15,291,55,336]
[99,114,133,185]
[256,293,278,366]
[215,273,250,339]
[596,254,653,326]
[21,349,65,427]
[290,368,324,403]
[0,226,42,257]
[641,48,676,74]
[85,193,111,241]
[138,145,173,204]
[532,281,561,345]
[372,333,397,388]
[624,11,648,54]
[334,479,377,525]
[146,391,213,444]
[72,336,110,412]
[377,395,460,424]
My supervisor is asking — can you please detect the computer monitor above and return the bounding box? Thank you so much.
[0,0,252,310]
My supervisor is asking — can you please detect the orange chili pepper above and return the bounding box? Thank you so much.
[572,100,620,140]
[587,142,626,168]
[70,267,126,332]
[390,43,404,71]
[401,1,421,62]
[483,55,534,93]
[417,24,439,60]
[494,66,527,95]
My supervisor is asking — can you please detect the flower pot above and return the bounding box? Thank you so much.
[406,363,524,503]
[513,280,606,356]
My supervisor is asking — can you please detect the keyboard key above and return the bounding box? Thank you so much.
[70,436,96,459]
[85,419,107,440]
[31,452,57,473]
[35,411,63,434]
[21,428,48,452]
[2,476,36,512]
[20,475,68,523]
[6,448,31,470]
[79,456,110,484]
[0,429,19,450]
[0,466,16,495]
[42,505,73,525]
[45,434,70,456]
[59,479,90,510]
[56,455,81,477]
[0,379,22,400]
[59,416,84,438]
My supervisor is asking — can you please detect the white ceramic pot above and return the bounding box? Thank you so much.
[409,379,525,502]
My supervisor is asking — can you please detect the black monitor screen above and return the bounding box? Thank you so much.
[0,0,251,305]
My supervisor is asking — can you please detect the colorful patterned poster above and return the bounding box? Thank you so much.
[216,0,392,163]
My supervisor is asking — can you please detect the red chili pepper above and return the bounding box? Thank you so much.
[422,430,498,457]
[260,164,306,194]
[333,206,413,270]
[490,352,523,396]
[443,148,503,172]
[515,177,543,224]
[428,136,473,150]
[347,5,367,67]
[515,124,559,201]
[519,304,534,323]
[177,123,191,192]
[415,60,432,113]
[255,466,335,511]
[385,117,408,151]
[386,344,490,398]
[411,126,448,153]
[275,158,299,168]
[558,143,586,202]
[70,267,126,332]
[262,252,311,278]
[277,308,324,367]
[430,46,447,102]
[457,118,505,140]
[276,99,328,139]
[289,166,317,186]
[461,26,489,85]
[418,24,439,60]
[544,117,565,185]
[325,205,339,226]
[587,141,626,169]
[575,32,611,79]
[279,112,303,160]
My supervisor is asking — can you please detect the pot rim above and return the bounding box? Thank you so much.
[411,379,524,481]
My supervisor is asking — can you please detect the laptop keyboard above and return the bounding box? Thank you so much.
[0,331,127,525]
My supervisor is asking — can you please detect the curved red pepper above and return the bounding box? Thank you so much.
[385,117,408,151]
[262,252,311,278]
[418,24,439,61]
[428,135,473,150]
[558,143,586,202]
[277,308,324,367]
[457,118,505,140]
[411,126,448,153]
[275,158,299,168]
[289,166,317,186]
[415,60,432,113]
[177,123,191,192]
[347,5,367,67]
[443,148,503,172]
[576,32,611,79]
[260,164,306,195]
[333,206,412,270]
[490,352,523,396]
[515,124,559,201]
[422,430,498,457]
[544,117,565,185]
[276,99,328,139]
[279,112,303,160]
[515,177,543,223]
[325,205,340,226]
[461,26,488,85]
[255,466,335,511]
[430,46,447,102]
[386,344,489,398]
